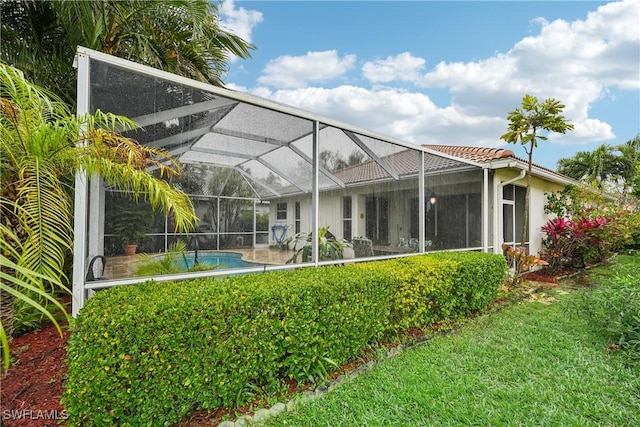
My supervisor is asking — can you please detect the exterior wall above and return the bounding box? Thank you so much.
[492,169,566,256]
[269,167,568,256]
[269,169,484,250]
[529,176,565,255]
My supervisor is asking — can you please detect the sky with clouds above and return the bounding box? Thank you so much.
[219,0,639,169]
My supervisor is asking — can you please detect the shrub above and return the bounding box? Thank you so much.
[358,252,507,330]
[425,251,507,315]
[542,185,639,271]
[573,254,640,358]
[358,256,457,330]
[63,252,506,426]
[63,266,394,426]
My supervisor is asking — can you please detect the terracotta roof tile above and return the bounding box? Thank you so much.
[425,145,515,162]
[333,149,473,184]
[425,144,572,180]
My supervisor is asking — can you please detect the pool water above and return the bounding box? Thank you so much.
[178,251,256,271]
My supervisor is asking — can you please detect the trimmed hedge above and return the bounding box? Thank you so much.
[63,252,506,426]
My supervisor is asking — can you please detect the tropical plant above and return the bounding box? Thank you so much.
[557,137,640,202]
[557,144,618,187]
[501,94,574,248]
[501,243,548,285]
[0,0,254,106]
[109,193,155,252]
[134,241,215,276]
[0,219,70,370]
[0,62,198,368]
[540,184,639,272]
[285,226,352,264]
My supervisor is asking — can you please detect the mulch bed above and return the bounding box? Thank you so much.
[1,322,69,427]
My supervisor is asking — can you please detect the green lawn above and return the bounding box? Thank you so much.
[264,255,640,426]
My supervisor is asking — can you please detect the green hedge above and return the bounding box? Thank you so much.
[63,252,506,426]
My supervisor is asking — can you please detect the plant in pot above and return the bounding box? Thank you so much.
[111,196,154,256]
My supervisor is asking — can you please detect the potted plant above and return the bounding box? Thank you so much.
[111,196,154,256]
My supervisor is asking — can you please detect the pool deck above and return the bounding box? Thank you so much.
[103,247,294,280]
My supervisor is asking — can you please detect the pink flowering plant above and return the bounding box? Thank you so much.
[541,184,638,272]
[540,215,608,272]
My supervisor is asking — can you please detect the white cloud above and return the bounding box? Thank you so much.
[362,52,426,83]
[248,85,505,149]
[238,0,637,166]
[416,0,638,145]
[218,0,263,44]
[257,50,356,89]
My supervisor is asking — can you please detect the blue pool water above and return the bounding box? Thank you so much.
[178,251,256,271]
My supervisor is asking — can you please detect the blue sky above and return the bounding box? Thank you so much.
[219,0,639,170]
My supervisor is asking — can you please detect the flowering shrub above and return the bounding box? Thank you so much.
[541,184,638,272]
[540,216,608,271]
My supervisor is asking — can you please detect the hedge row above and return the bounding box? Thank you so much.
[63,252,506,426]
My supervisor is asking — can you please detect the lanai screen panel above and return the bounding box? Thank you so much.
[85,49,486,285]
[317,126,421,257]
[423,158,484,251]
[88,56,316,277]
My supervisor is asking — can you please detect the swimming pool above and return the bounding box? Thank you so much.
[178,251,257,271]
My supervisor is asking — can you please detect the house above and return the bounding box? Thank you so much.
[72,47,577,315]
[267,144,576,257]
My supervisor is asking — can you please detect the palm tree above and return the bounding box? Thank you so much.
[501,94,574,249]
[0,0,254,106]
[557,144,618,187]
[0,62,198,368]
[616,135,640,198]
[557,138,639,199]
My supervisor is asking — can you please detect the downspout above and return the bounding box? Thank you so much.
[493,166,526,254]
[482,167,489,252]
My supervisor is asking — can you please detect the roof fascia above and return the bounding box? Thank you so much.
[487,158,579,186]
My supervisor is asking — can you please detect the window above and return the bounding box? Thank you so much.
[502,184,527,245]
[276,202,287,220]
[365,196,389,244]
[295,202,301,234]
[342,196,352,241]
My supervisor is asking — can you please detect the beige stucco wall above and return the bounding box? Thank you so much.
[492,169,566,256]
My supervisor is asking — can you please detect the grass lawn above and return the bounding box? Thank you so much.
[264,254,640,426]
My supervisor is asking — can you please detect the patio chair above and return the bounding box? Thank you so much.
[271,224,290,249]
[352,237,374,258]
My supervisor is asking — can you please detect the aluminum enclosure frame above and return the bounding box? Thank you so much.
[72,47,488,316]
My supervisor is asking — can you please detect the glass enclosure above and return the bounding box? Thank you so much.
[74,47,488,314]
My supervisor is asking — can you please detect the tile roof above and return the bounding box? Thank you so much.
[329,144,572,188]
[425,144,578,184]
[333,149,473,184]
[425,145,516,162]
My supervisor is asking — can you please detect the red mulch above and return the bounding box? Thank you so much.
[522,266,580,284]
[1,322,69,427]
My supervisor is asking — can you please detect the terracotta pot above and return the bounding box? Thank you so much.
[123,244,137,256]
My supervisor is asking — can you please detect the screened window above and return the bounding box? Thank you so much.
[342,196,352,241]
[295,202,301,234]
[276,202,287,220]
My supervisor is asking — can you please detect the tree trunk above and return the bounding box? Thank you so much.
[521,142,534,251]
